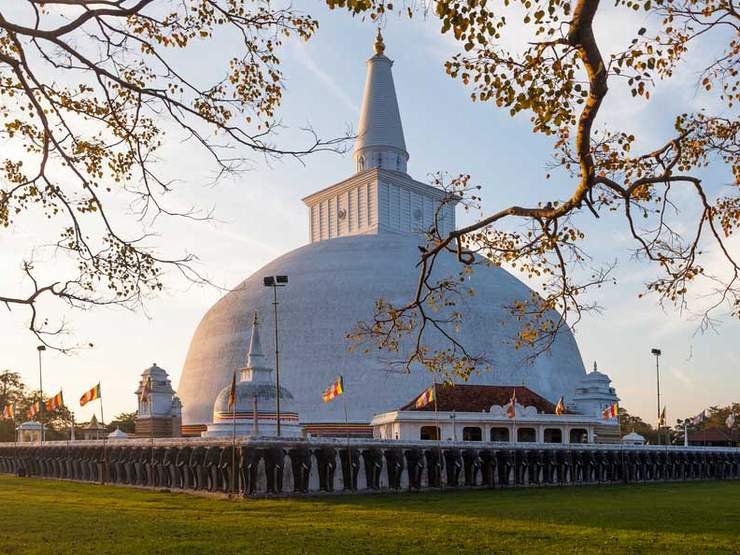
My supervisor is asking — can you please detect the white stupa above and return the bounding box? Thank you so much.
[204,313,301,438]
[178,32,588,437]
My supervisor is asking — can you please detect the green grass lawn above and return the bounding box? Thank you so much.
[1,476,739,554]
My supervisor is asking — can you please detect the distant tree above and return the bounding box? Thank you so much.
[0,375,73,441]
[333,0,739,380]
[107,411,137,434]
[673,402,740,442]
[0,370,27,441]
[19,390,75,439]
[619,406,658,444]
[0,370,26,408]
[0,1,343,350]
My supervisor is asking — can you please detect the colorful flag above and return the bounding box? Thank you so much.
[141,376,152,402]
[691,410,705,426]
[322,376,344,404]
[45,390,64,412]
[727,413,736,429]
[227,371,237,410]
[658,406,667,426]
[1,404,14,420]
[506,390,517,419]
[414,385,435,409]
[79,383,101,407]
[601,403,618,420]
[27,401,40,419]
[555,397,566,416]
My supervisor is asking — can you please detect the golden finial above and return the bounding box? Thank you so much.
[374,28,385,56]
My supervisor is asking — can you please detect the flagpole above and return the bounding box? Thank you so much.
[431,373,443,492]
[341,376,351,482]
[683,421,688,447]
[512,392,517,488]
[100,385,107,484]
[148,380,154,489]
[37,345,45,444]
[99,384,105,429]
[252,395,258,437]
[69,407,74,444]
[231,382,237,497]
[12,406,17,476]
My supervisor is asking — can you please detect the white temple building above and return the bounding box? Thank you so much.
[372,378,620,444]
[570,363,620,417]
[177,33,608,438]
[134,364,182,438]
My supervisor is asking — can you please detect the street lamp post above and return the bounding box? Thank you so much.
[651,348,662,445]
[37,345,46,444]
[263,275,288,437]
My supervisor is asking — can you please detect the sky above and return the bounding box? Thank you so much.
[1,3,737,425]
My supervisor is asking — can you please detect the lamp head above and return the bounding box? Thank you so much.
[37,345,46,352]
[263,275,288,287]
[651,348,662,356]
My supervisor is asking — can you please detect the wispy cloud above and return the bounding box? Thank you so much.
[670,366,693,387]
[290,42,359,114]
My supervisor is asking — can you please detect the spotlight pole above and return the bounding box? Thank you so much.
[37,345,46,444]
[651,348,662,445]
[263,275,288,437]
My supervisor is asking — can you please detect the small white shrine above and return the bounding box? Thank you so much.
[203,313,301,438]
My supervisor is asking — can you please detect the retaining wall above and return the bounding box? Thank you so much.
[1,437,737,496]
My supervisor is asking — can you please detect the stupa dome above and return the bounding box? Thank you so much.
[212,382,296,416]
[179,232,587,432]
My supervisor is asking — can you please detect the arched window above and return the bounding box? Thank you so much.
[517,428,537,442]
[544,428,563,443]
[462,427,482,441]
[490,427,510,442]
[569,428,588,444]
[396,155,402,170]
[358,156,365,171]
[420,426,440,441]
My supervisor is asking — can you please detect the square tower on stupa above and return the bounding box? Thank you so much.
[302,30,456,243]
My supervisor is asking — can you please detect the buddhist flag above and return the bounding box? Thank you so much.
[601,403,618,420]
[141,376,152,402]
[506,391,517,419]
[727,413,736,429]
[659,406,667,426]
[555,396,566,416]
[322,376,344,403]
[1,404,14,420]
[227,371,237,409]
[414,385,435,409]
[79,383,101,407]
[27,401,40,419]
[45,390,64,412]
[691,410,705,426]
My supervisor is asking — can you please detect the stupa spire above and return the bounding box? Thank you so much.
[353,30,409,174]
[246,312,265,370]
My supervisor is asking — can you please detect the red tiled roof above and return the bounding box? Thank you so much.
[687,428,733,442]
[402,384,557,414]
